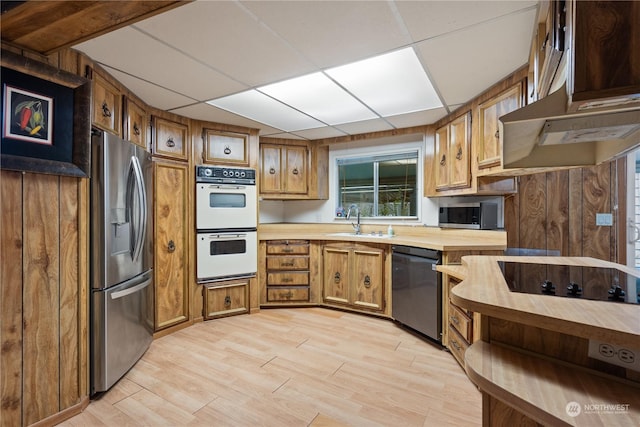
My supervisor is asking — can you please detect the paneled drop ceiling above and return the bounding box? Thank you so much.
[72,0,539,140]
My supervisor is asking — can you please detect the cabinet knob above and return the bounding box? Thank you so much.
[494,129,500,139]
[269,167,276,175]
[167,240,175,253]
[292,167,299,175]
[133,122,140,136]
[166,137,175,148]
[450,339,461,351]
[101,101,112,118]
[364,275,371,288]
[334,272,341,283]
[224,145,231,155]
[450,315,460,325]
[440,154,446,166]
[455,146,463,160]
[224,295,231,308]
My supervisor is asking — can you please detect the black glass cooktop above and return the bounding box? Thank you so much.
[501,262,640,304]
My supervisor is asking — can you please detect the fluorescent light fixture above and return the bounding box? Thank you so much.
[326,47,442,116]
[205,47,441,133]
[207,90,324,132]
[259,72,377,125]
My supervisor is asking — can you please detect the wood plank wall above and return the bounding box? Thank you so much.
[0,171,88,427]
[504,158,626,294]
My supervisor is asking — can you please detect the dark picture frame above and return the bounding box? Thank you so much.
[0,49,91,177]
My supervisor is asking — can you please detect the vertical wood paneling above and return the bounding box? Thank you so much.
[583,163,611,260]
[546,170,570,286]
[1,171,24,427]
[59,176,80,409]
[22,174,60,425]
[518,174,547,285]
[568,168,584,257]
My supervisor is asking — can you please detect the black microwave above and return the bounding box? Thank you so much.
[438,202,498,230]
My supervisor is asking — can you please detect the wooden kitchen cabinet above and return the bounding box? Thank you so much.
[323,243,385,312]
[265,240,310,303]
[477,83,524,170]
[203,128,249,166]
[124,96,148,149]
[260,143,308,195]
[203,280,249,319]
[88,66,121,136]
[435,111,471,191]
[259,139,328,200]
[152,116,189,161]
[153,159,189,331]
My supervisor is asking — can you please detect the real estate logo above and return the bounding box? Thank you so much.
[566,401,581,417]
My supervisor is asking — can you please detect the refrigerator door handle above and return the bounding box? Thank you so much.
[127,155,147,262]
[110,275,152,300]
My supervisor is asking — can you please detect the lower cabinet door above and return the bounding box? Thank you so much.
[323,247,350,305]
[352,248,384,311]
[203,281,249,319]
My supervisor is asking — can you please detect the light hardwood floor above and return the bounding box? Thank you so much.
[61,308,481,426]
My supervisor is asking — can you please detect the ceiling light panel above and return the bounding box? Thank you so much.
[326,48,442,117]
[207,90,324,132]
[259,72,378,125]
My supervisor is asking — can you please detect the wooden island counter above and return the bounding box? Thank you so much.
[449,256,640,426]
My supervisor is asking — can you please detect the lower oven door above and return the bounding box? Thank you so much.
[196,231,257,281]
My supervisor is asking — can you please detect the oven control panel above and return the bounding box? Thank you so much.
[196,166,256,185]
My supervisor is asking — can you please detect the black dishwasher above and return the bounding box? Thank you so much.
[391,246,441,343]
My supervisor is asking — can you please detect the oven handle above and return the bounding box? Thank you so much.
[205,233,248,240]
[201,184,248,190]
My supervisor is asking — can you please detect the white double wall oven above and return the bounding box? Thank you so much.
[195,165,258,282]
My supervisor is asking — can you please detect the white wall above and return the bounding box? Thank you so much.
[258,135,504,228]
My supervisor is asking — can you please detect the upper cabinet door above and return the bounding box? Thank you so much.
[203,129,249,166]
[284,145,308,194]
[152,116,189,161]
[477,83,523,169]
[434,124,450,190]
[124,96,147,149]
[90,68,121,136]
[260,144,282,193]
[448,112,471,188]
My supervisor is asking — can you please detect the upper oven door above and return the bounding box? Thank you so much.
[196,183,257,230]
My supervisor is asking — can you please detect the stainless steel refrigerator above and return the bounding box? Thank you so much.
[90,129,153,395]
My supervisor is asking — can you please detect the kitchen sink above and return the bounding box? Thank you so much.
[326,232,393,239]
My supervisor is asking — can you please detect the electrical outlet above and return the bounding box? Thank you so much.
[588,340,640,371]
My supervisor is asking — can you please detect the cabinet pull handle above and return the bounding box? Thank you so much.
[281,277,293,283]
[450,315,460,325]
[334,272,341,283]
[292,167,299,175]
[167,240,175,253]
[494,129,500,139]
[450,339,461,351]
[133,122,140,136]
[284,291,293,299]
[224,145,231,155]
[281,262,295,267]
[440,154,446,166]
[166,137,175,148]
[269,167,276,174]
[101,101,112,118]
[364,275,371,288]
[455,146,463,160]
[282,248,293,253]
[224,295,231,308]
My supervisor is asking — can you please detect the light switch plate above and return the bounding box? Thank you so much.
[596,213,613,226]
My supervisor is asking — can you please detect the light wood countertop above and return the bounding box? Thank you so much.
[451,255,640,349]
[258,223,507,251]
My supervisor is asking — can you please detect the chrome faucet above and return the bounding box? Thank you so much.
[346,204,361,235]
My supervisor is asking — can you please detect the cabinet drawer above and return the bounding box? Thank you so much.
[267,287,309,302]
[203,282,248,320]
[267,271,309,286]
[267,242,309,255]
[448,325,469,368]
[449,302,473,343]
[267,256,309,271]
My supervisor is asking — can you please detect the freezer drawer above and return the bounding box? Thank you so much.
[91,270,153,394]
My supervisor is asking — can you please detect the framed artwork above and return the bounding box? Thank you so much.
[0,49,91,177]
